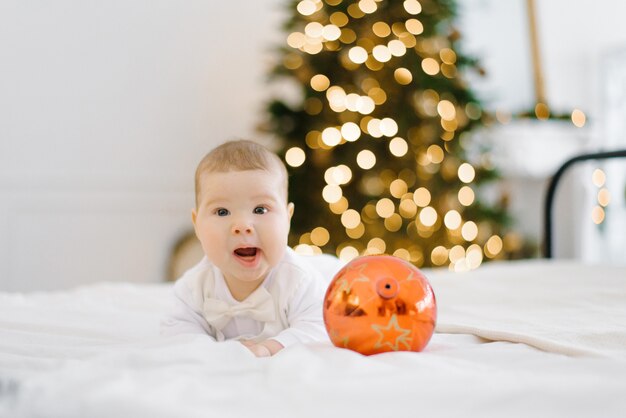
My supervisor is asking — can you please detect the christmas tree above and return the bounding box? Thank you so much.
[266,0,514,270]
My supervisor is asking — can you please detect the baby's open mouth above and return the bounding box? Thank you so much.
[234,247,258,258]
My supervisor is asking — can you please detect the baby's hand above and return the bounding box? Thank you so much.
[239,339,256,348]
[245,343,272,357]
[239,339,284,357]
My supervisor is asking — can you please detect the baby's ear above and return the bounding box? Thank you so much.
[191,208,198,227]
[287,202,295,219]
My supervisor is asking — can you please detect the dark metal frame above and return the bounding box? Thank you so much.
[543,149,626,258]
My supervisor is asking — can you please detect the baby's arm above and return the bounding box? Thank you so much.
[239,273,326,357]
[265,272,329,350]
[160,279,215,338]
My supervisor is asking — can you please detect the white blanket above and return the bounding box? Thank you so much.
[429,259,626,359]
[1,260,626,418]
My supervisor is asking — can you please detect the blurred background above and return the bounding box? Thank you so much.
[1,0,625,291]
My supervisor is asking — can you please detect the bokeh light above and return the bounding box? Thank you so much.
[357,150,376,169]
[285,147,306,167]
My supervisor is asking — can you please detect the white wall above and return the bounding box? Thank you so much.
[2,0,626,290]
[0,0,285,290]
[459,0,626,120]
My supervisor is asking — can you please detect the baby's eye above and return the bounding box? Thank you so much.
[215,208,230,216]
[253,206,268,215]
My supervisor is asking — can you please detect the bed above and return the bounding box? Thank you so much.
[3,150,626,417]
[1,257,626,418]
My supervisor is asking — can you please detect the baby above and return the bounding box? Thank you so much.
[161,139,330,357]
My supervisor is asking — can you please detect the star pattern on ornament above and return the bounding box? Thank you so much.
[335,263,370,293]
[371,314,412,351]
[340,335,351,348]
[328,329,351,348]
[404,270,419,282]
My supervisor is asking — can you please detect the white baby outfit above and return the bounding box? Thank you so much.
[161,247,332,348]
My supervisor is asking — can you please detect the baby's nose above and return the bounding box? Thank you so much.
[232,222,253,235]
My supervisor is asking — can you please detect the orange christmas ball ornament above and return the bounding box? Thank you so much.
[323,255,437,355]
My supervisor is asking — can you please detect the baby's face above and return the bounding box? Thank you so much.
[192,169,293,289]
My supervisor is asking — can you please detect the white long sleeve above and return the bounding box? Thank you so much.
[160,258,216,339]
[269,263,329,347]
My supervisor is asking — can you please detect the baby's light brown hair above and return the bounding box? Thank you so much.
[194,139,289,207]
